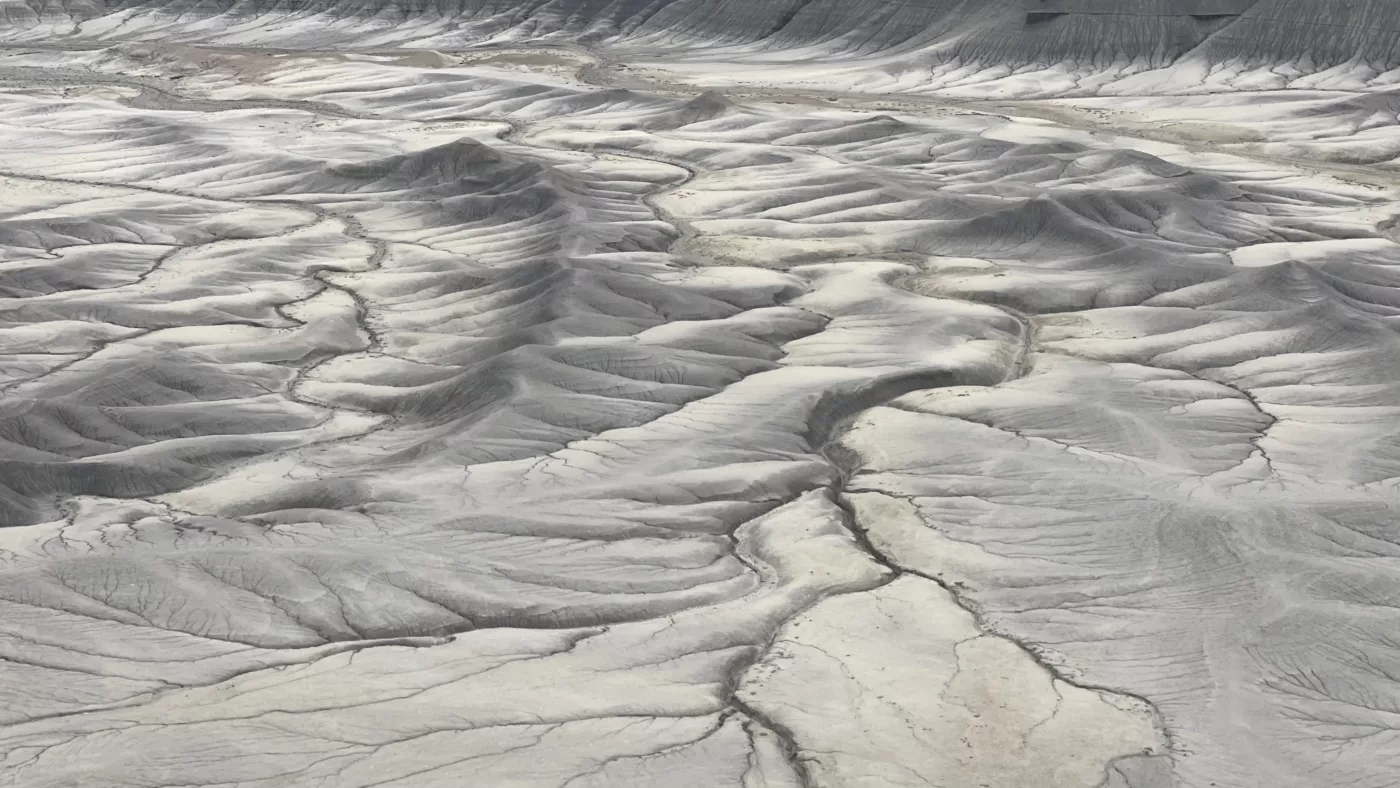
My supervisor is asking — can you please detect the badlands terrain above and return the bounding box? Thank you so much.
[2,2,1400,786]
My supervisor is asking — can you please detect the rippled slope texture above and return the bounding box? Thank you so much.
[1,3,1400,788]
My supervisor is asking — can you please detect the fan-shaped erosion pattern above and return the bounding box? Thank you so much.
[1,2,1400,787]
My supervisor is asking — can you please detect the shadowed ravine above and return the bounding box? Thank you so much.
[2,5,1400,787]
